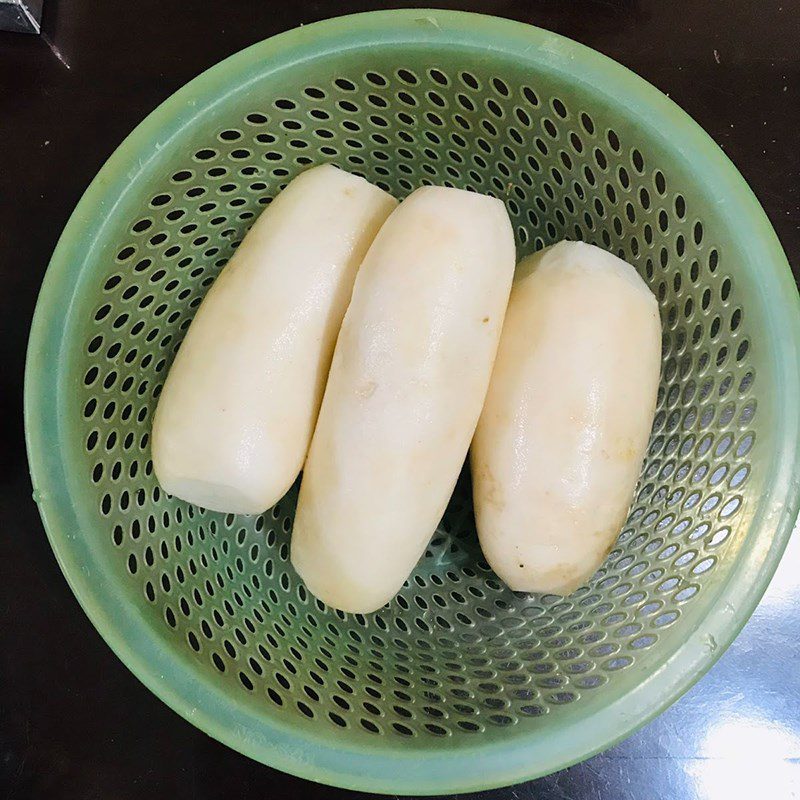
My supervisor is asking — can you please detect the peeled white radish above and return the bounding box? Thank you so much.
[291,186,516,613]
[152,165,397,514]
[471,241,661,595]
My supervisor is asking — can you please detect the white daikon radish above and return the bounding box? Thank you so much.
[291,186,516,613]
[472,241,661,595]
[152,165,397,514]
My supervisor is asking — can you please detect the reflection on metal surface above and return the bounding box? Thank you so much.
[0,0,42,33]
[701,714,800,758]
[689,715,800,798]
[758,518,800,612]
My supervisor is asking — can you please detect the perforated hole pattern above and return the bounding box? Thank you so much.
[73,58,757,743]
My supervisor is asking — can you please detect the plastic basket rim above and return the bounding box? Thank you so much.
[24,9,800,795]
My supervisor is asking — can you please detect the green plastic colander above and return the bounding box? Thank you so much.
[24,10,800,795]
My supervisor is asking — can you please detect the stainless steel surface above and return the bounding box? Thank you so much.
[0,0,42,33]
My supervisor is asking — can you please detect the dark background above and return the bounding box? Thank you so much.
[1,1,798,798]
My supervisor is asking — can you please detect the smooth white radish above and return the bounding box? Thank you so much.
[472,241,661,595]
[152,165,397,514]
[291,186,516,613]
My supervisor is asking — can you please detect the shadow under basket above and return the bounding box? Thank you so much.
[25,10,800,795]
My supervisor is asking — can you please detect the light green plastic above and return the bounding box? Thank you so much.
[24,10,800,795]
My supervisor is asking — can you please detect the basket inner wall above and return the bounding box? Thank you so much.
[63,45,761,747]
